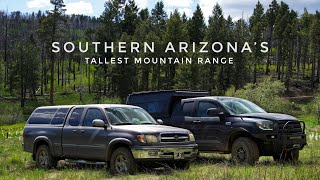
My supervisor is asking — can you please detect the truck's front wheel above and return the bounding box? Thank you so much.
[110,147,137,175]
[231,137,259,165]
[35,145,57,169]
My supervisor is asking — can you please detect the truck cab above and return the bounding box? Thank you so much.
[127,91,307,164]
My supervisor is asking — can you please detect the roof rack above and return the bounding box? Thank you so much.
[130,89,209,95]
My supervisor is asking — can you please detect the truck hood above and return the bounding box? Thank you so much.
[236,113,298,121]
[111,125,190,134]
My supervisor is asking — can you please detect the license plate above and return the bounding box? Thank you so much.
[174,152,184,159]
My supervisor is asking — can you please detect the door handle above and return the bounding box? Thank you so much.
[193,120,201,123]
[72,130,77,133]
[80,130,85,134]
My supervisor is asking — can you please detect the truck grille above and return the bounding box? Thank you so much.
[277,121,303,133]
[160,133,189,143]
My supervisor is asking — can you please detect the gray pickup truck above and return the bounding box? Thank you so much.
[22,104,198,174]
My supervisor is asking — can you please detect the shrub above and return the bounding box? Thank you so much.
[0,102,23,125]
[304,92,320,125]
[225,77,297,115]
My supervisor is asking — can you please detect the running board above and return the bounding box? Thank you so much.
[65,159,106,165]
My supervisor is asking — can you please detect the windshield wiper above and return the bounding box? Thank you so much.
[141,122,154,125]
[113,122,133,125]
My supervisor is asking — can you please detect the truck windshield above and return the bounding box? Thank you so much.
[105,107,157,125]
[217,98,266,114]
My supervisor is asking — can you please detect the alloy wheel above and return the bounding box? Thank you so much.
[115,154,129,174]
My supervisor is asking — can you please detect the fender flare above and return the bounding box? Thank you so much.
[106,138,133,161]
[227,128,255,151]
[33,136,54,156]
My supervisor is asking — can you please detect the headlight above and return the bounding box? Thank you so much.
[188,132,195,142]
[256,121,273,130]
[137,135,158,143]
[145,135,158,143]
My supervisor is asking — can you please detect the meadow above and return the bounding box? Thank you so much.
[0,115,319,180]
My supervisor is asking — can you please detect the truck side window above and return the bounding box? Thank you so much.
[68,108,84,126]
[51,108,69,125]
[198,101,218,117]
[182,101,194,116]
[28,109,58,124]
[83,108,105,127]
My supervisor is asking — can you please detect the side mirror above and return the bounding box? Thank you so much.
[207,108,223,117]
[92,119,106,127]
[157,119,164,125]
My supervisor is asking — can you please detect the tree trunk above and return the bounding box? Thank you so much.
[277,43,281,80]
[4,15,8,88]
[62,52,64,87]
[103,65,107,96]
[20,48,25,107]
[88,64,91,94]
[50,8,58,105]
[311,48,315,89]
[266,27,273,75]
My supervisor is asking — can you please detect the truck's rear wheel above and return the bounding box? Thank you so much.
[273,149,299,162]
[36,145,57,169]
[110,147,137,175]
[231,137,259,165]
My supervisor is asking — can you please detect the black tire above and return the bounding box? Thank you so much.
[109,147,137,175]
[273,149,299,162]
[35,145,57,169]
[231,137,259,165]
[173,160,190,170]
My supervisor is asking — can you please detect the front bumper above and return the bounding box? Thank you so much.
[252,120,307,155]
[253,133,306,155]
[131,144,198,161]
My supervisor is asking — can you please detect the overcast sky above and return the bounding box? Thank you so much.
[0,0,319,21]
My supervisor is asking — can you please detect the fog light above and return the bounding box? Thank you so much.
[267,135,277,139]
[148,151,158,156]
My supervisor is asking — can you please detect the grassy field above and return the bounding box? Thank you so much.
[1,117,320,180]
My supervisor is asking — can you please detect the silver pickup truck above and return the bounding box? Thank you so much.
[23,104,198,174]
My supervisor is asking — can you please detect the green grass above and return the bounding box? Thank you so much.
[0,123,25,129]
[298,114,319,127]
[0,118,320,179]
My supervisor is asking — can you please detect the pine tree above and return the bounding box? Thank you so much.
[233,19,250,89]
[151,1,167,30]
[133,19,151,90]
[310,11,320,88]
[122,0,139,35]
[95,0,124,96]
[188,4,206,44]
[249,1,266,83]
[38,0,66,105]
[205,3,226,94]
[265,0,279,74]
[274,2,290,80]
[300,9,312,78]
[112,33,137,102]
[150,2,167,90]
[283,10,298,91]
[164,10,187,89]
[139,8,149,21]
